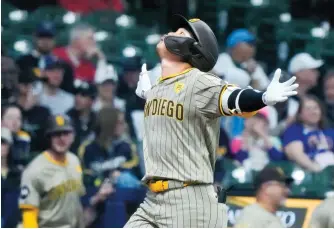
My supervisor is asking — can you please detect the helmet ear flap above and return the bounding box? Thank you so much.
[189,42,216,72]
[164,36,196,61]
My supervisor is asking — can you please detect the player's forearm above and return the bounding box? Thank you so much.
[288,150,320,172]
[227,88,266,112]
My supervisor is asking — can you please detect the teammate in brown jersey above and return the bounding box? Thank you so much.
[19,114,113,228]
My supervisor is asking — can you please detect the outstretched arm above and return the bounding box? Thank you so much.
[221,69,298,117]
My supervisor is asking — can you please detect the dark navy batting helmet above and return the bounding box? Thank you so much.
[164,15,219,72]
[46,114,74,136]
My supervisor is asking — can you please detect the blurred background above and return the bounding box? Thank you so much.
[1,0,334,227]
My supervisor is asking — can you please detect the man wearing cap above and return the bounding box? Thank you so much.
[16,21,75,94]
[67,81,97,152]
[234,166,293,228]
[16,69,51,152]
[288,52,324,99]
[19,114,113,228]
[37,56,75,114]
[212,29,269,90]
[93,64,125,112]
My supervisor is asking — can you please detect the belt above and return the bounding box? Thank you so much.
[147,180,201,193]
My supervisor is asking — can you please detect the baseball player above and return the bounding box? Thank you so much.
[126,15,298,228]
[309,196,334,228]
[19,114,113,228]
[234,166,293,228]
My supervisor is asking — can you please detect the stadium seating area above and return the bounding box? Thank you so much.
[2,0,334,69]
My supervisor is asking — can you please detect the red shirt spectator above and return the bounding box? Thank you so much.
[53,47,96,82]
[53,24,106,83]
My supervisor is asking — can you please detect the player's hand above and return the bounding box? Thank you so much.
[135,63,152,99]
[263,68,299,106]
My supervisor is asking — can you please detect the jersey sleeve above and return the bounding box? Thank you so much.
[19,170,41,209]
[193,73,228,118]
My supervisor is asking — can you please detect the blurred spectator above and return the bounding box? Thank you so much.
[78,107,141,187]
[230,107,284,171]
[67,81,97,152]
[2,56,19,105]
[1,105,31,167]
[324,69,334,127]
[16,70,51,152]
[93,64,125,112]
[283,95,334,172]
[37,56,75,114]
[1,127,22,189]
[53,23,106,83]
[234,166,292,228]
[117,56,146,140]
[212,29,269,90]
[1,127,22,228]
[288,53,323,99]
[16,21,75,94]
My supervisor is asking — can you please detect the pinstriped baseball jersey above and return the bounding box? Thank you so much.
[142,68,227,183]
[19,151,85,227]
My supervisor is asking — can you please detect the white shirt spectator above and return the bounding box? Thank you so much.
[93,97,125,112]
[39,87,74,114]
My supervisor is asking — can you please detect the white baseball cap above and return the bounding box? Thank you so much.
[94,62,118,84]
[1,127,13,145]
[288,53,324,74]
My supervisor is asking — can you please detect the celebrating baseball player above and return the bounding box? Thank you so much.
[126,15,298,228]
[19,114,113,228]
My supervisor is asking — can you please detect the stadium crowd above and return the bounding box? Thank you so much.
[1,0,334,228]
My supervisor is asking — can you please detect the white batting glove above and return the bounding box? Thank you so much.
[135,63,152,99]
[262,68,299,106]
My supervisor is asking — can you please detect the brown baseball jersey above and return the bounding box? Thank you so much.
[143,68,229,183]
[309,197,334,228]
[234,203,285,228]
[19,151,85,228]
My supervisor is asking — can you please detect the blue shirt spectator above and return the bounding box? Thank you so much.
[283,95,334,172]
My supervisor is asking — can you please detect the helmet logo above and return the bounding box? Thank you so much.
[189,18,200,23]
[55,115,65,126]
[276,167,285,176]
[174,82,185,94]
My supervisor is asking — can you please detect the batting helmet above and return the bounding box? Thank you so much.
[164,15,219,72]
[45,114,74,136]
